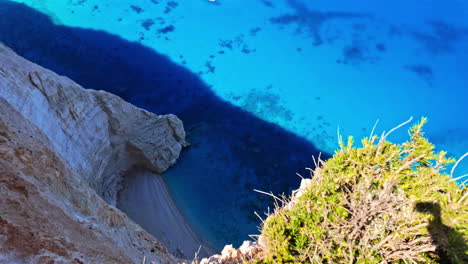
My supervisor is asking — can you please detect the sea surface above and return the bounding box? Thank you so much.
[1,0,467,252]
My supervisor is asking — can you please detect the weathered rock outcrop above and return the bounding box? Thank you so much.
[197,179,312,264]
[196,241,260,264]
[0,42,186,263]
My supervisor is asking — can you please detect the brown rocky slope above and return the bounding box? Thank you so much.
[0,42,188,263]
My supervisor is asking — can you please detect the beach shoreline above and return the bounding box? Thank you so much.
[118,169,216,259]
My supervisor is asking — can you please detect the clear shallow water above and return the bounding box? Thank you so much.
[1,0,467,251]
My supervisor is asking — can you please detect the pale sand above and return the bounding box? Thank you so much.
[118,169,216,259]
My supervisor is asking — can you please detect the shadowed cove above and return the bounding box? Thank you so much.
[0,1,329,250]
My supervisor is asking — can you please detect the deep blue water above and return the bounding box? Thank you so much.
[1,0,467,252]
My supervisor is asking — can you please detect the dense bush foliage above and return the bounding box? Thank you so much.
[257,119,467,263]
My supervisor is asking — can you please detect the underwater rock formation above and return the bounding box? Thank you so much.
[0,42,186,263]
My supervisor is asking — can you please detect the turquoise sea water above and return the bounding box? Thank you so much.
[1,0,467,253]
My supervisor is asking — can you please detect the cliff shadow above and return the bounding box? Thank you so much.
[415,202,468,263]
[0,1,330,253]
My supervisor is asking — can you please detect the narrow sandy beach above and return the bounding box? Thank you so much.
[118,169,215,259]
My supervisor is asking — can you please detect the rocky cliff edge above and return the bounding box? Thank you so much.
[0,42,186,263]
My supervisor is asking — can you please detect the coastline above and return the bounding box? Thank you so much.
[118,169,216,259]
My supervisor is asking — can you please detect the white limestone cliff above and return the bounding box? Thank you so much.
[0,42,187,263]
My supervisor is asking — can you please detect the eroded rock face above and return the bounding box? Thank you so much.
[0,42,186,263]
[0,43,186,205]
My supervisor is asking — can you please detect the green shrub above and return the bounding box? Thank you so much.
[257,118,468,263]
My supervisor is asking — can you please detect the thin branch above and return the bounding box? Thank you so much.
[193,245,202,263]
[462,178,468,186]
[450,173,468,182]
[394,154,426,176]
[382,117,413,142]
[369,119,380,139]
[254,211,265,223]
[337,125,343,148]
[459,190,468,204]
[253,189,283,204]
[450,152,468,179]
[312,155,318,168]
[248,234,260,240]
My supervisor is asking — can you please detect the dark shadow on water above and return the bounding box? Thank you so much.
[415,202,468,263]
[0,1,330,253]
